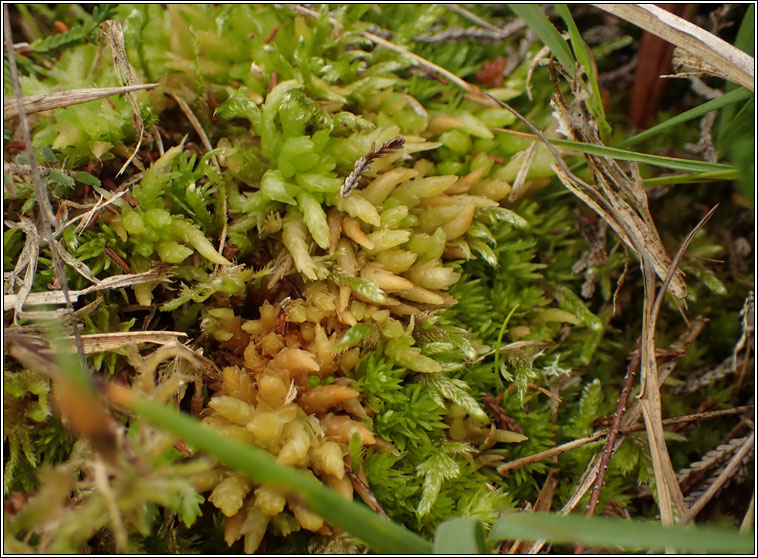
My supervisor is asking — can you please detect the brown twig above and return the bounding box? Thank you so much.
[104,245,131,274]
[523,470,560,553]
[635,208,718,525]
[585,347,641,517]
[445,4,502,32]
[497,405,752,475]
[168,92,219,169]
[4,6,87,368]
[527,382,562,403]
[346,470,389,520]
[290,4,485,99]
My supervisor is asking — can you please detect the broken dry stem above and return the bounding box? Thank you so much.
[2,83,158,120]
[290,3,486,100]
[168,92,220,169]
[635,207,719,524]
[585,347,640,517]
[4,5,87,368]
[497,406,753,475]
[3,266,174,311]
[592,4,754,91]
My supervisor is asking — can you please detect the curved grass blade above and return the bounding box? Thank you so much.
[106,386,433,555]
[508,5,575,74]
[619,87,753,149]
[433,517,488,554]
[717,5,754,140]
[488,512,754,554]
[494,128,735,173]
[643,169,739,187]
[555,4,610,135]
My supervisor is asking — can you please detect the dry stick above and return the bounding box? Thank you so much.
[508,470,560,554]
[523,320,708,555]
[681,431,755,524]
[562,355,705,552]
[445,4,502,32]
[497,406,752,475]
[521,471,560,553]
[3,83,158,120]
[167,92,228,265]
[637,205,718,498]
[640,263,677,526]
[622,316,708,429]
[545,55,715,526]
[3,265,173,311]
[290,3,485,99]
[3,6,87,369]
[585,348,641,516]
[634,208,718,526]
[168,92,219,168]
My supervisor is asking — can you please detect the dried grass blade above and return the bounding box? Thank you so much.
[445,4,502,31]
[290,3,485,100]
[496,405,750,476]
[3,83,158,120]
[4,6,87,368]
[73,331,190,354]
[98,20,147,176]
[4,217,40,316]
[635,208,719,524]
[55,239,101,284]
[592,4,754,91]
[169,92,219,169]
[2,266,174,311]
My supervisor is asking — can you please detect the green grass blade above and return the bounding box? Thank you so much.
[734,3,755,57]
[718,7,754,141]
[618,87,753,149]
[433,517,488,554]
[495,129,735,173]
[643,169,740,187]
[488,512,754,554]
[124,394,433,555]
[508,5,575,74]
[555,4,610,135]
[556,139,734,172]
